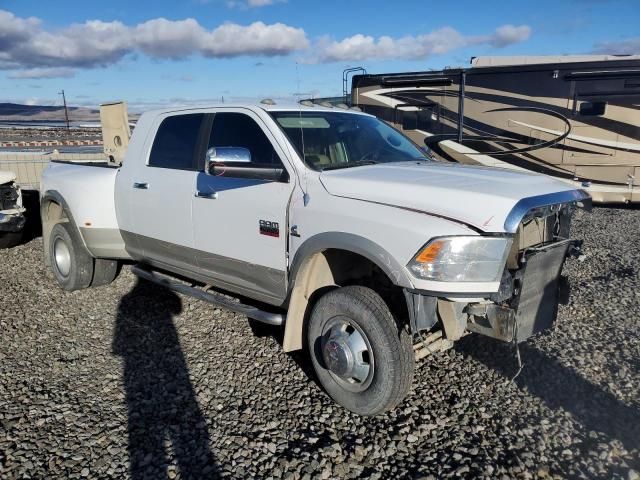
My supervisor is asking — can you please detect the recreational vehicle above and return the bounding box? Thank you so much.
[351,55,640,203]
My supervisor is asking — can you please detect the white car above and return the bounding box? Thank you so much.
[40,102,590,415]
[0,171,26,248]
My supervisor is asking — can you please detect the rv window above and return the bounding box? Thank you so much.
[401,107,436,131]
[579,101,606,116]
[402,111,418,130]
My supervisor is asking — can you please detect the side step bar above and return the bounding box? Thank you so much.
[131,265,285,326]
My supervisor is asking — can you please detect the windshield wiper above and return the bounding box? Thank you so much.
[320,160,379,171]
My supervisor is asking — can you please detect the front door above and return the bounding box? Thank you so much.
[192,109,295,305]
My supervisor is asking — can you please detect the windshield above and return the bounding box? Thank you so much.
[270,111,431,171]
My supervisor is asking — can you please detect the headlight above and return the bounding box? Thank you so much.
[408,236,512,282]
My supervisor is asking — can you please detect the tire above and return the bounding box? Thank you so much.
[91,258,120,287]
[307,285,414,416]
[49,222,94,291]
[0,231,23,249]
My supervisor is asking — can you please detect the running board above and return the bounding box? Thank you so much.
[131,265,285,326]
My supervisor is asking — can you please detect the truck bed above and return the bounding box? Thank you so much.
[41,161,129,259]
[0,152,109,191]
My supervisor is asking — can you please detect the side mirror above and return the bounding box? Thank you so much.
[205,147,251,175]
[204,145,288,182]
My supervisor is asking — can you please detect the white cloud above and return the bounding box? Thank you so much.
[8,67,76,79]
[133,18,204,58]
[0,8,533,74]
[201,22,308,57]
[0,9,307,71]
[226,0,286,8]
[484,24,532,48]
[313,24,532,63]
[592,37,640,55]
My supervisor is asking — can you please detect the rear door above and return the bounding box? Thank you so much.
[128,112,208,272]
[192,109,294,305]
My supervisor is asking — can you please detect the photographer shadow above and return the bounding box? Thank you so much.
[112,278,218,479]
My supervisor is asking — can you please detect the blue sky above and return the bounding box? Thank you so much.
[0,0,638,110]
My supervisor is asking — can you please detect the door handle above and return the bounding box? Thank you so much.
[195,191,218,199]
[133,182,149,190]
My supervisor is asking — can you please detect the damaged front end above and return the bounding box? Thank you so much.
[465,200,585,343]
[0,180,26,233]
[406,192,590,356]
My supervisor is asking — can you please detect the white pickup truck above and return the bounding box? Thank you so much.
[41,102,590,415]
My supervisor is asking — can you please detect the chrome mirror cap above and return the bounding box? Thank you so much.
[205,147,251,175]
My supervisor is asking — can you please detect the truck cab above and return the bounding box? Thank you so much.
[40,102,590,415]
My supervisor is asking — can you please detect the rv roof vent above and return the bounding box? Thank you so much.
[336,103,349,109]
[319,101,333,108]
[350,106,362,112]
[299,100,314,107]
[260,98,276,105]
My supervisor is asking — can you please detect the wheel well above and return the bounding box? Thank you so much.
[282,248,409,352]
[41,199,68,266]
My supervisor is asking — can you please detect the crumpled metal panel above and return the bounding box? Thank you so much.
[512,241,571,342]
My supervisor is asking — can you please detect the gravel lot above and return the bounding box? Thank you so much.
[0,207,638,479]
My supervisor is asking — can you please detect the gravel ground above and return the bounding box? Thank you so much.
[0,207,638,479]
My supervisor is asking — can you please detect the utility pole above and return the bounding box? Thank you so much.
[59,89,70,131]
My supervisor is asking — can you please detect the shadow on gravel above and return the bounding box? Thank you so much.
[112,279,219,479]
[456,336,640,455]
[247,320,323,390]
[20,190,42,242]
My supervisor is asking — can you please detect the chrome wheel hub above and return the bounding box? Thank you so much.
[54,238,71,277]
[321,317,374,392]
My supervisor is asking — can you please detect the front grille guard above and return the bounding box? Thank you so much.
[504,189,591,234]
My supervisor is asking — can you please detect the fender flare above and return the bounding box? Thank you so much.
[282,232,414,352]
[288,231,414,293]
[40,190,90,265]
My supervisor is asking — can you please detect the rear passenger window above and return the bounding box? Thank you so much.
[579,101,606,116]
[149,114,205,170]
[208,112,281,166]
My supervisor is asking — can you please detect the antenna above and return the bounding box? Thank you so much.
[295,61,310,206]
[58,89,70,131]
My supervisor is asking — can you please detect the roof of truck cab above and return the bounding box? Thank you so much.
[141,102,371,117]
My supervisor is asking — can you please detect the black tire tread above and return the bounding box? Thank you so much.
[309,285,414,416]
[49,222,94,291]
[91,258,120,287]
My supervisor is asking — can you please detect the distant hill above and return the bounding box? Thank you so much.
[0,103,101,122]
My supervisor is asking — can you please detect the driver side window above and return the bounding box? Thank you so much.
[208,112,282,166]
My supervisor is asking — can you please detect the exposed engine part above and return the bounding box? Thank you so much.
[437,299,467,340]
[466,304,516,342]
[403,289,438,334]
[489,268,514,304]
[413,330,453,361]
[0,182,20,210]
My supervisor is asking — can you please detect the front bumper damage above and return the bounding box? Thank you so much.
[0,211,26,232]
[405,193,589,350]
[405,238,579,356]
[465,239,575,343]
[0,181,26,233]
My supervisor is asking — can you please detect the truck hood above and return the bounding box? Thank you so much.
[0,171,16,184]
[319,162,585,232]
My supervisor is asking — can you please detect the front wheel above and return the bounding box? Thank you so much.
[307,285,414,416]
